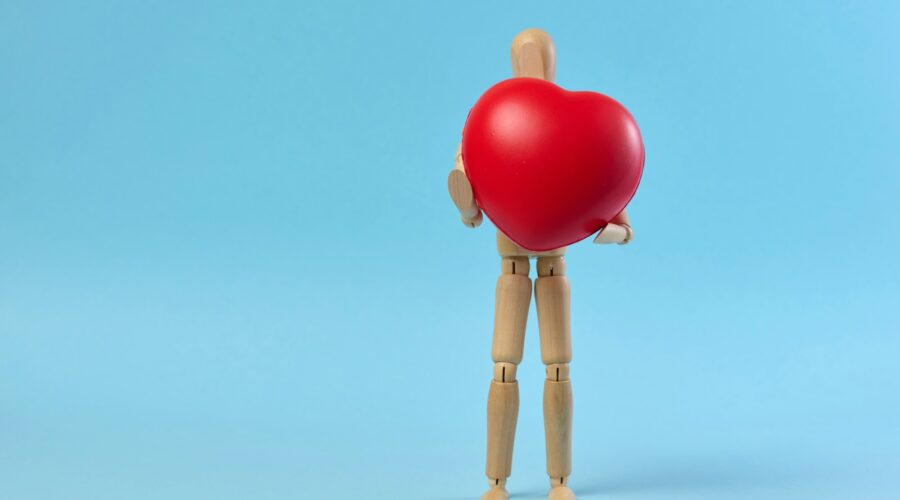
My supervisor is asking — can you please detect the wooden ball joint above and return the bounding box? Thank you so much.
[447,29,637,500]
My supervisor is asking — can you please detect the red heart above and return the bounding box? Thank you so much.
[462,78,644,251]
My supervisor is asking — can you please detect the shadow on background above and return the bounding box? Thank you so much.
[437,453,830,500]
[575,453,828,498]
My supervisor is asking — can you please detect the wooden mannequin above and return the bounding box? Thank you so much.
[448,29,634,500]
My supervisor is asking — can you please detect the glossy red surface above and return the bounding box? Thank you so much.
[462,78,644,251]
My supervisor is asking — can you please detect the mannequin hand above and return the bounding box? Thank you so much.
[448,145,482,228]
[448,169,482,228]
[460,210,483,228]
[593,223,633,245]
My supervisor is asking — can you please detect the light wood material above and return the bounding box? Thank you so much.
[543,379,573,481]
[486,380,519,480]
[594,209,633,244]
[550,476,570,487]
[467,28,622,499]
[460,211,483,228]
[545,363,570,382]
[485,256,530,488]
[535,259,572,366]
[536,256,567,277]
[548,485,576,500]
[454,142,464,170]
[449,144,483,227]
[611,208,631,227]
[493,362,518,383]
[448,169,481,224]
[500,256,530,276]
[511,29,556,81]
[592,223,629,244]
[481,485,510,500]
[536,254,574,489]
[496,231,566,258]
[491,270,531,364]
[499,28,569,260]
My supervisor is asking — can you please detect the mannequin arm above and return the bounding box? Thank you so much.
[448,143,483,228]
[593,209,633,245]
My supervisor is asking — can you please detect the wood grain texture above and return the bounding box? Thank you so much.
[449,143,483,227]
[536,256,566,277]
[545,363,570,382]
[543,379,573,480]
[486,380,519,480]
[448,169,480,216]
[500,256,529,276]
[535,275,572,366]
[491,272,531,364]
[511,28,556,81]
[496,231,566,258]
[493,362,518,383]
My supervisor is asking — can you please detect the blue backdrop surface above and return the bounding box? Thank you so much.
[2,1,899,499]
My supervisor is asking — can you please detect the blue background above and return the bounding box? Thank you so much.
[2,1,898,499]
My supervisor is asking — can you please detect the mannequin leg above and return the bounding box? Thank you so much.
[483,256,531,500]
[535,256,575,500]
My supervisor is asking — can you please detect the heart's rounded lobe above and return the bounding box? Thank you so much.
[462,78,644,251]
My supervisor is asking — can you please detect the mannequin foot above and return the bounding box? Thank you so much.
[548,485,575,500]
[481,486,509,500]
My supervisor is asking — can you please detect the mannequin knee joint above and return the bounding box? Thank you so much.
[545,363,569,381]
[493,362,518,382]
[501,256,530,276]
[537,256,566,277]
